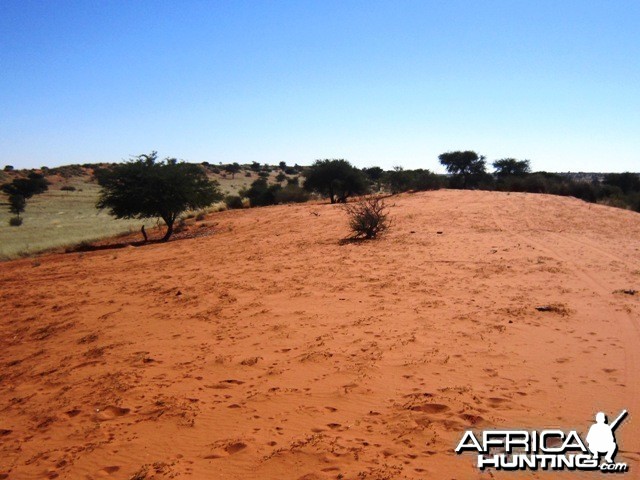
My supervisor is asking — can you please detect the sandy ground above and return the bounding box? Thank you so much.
[1,190,639,479]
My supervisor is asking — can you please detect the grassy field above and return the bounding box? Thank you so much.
[0,168,282,260]
[0,180,153,259]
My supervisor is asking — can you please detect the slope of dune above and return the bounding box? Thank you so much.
[1,190,639,479]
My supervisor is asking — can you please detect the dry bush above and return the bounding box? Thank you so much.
[343,196,390,240]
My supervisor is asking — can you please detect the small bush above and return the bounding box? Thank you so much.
[9,216,23,226]
[274,184,310,204]
[244,171,252,177]
[195,211,207,221]
[245,178,281,206]
[343,196,390,240]
[61,185,76,191]
[225,195,244,209]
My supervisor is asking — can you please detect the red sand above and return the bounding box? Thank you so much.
[1,190,639,479]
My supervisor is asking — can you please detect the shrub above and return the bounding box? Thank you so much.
[9,216,23,226]
[195,211,207,221]
[61,185,76,191]
[245,178,281,206]
[224,195,244,209]
[274,184,310,204]
[343,196,390,240]
[276,172,287,182]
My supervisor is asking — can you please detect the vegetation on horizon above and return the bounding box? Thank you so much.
[1,151,639,259]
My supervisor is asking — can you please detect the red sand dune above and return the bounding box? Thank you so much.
[1,190,639,479]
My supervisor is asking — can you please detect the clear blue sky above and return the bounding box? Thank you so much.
[1,0,638,172]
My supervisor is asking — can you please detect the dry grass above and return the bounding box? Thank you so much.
[0,168,296,259]
[0,182,154,259]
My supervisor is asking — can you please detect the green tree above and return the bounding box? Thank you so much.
[303,159,368,203]
[438,151,487,188]
[2,172,49,225]
[96,152,221,241]
[603,172,640,195]
[224,162,241,179]
[1,172,49,198]
[493,158,531,178]
[244,178,281,206]
[384,166,413,194]
[363,166,384,191]
[8,194,25,218]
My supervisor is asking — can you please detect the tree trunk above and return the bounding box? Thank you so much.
[141,225,148,242]
[162,219,174,242]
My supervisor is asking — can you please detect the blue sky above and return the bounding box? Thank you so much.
[1,0,638,172]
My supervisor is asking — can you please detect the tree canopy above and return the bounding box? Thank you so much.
[303,159,368,203]
[493,158,531,177]
[603,172,640,195]
[1,172,49,199]
[224,162,241,179]
[1,172,49,225]
[96,152,221,241]
[438,151,487,188]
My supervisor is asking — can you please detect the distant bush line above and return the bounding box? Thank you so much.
[3,154,639,222]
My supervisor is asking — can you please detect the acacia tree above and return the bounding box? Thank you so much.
[8,194,26,219]
[96,152,221,241]
[493,158,531,178]
[224,162,241,179]
[1,172,49,225]
[438,151,487,188]
[303,159,368,203]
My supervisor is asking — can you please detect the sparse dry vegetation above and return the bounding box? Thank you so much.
[343,196,390,240]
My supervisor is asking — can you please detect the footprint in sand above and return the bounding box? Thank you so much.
[459,413,486,426]
[225,442,247,454]
[99,466,120,475]
[204,441,247,459]
[486,397,510,408]
[222,379,245,385]
[410,403,450,414]
[96,406,130,421]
